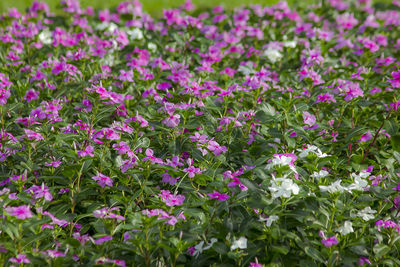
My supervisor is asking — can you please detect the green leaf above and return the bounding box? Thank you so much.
[373,243,391,258]
[304,246,325,263]
[272,245,289,255]
[391,134,400,152]
[135,137,150,149]
[385,119,398,136]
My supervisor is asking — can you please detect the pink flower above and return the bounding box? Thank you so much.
[5,205,33,220]
[343,82,364,101]
[92,173,113,188]
[336,13,358,29]
[0,88,11,105]
[23,89,40,102]
[77,145,94,157]
[93,207,125,220]
[389,71,400,88]
[95,236,113,245]
[183,165,201,178]
[161,172,179,185]
[364,40,379,53]
[316,93,336,103]
[358,257,371,266]
[9,254,30,264]
[303,111,318,128]
[45,160,62,168]
[207,140,227,156]
[42,249,66,258]
[113,141,130,155]
[24,129,44,141]
[359,131,372,142]
[162,114,180,128]
[321,235,339,247]
[26,184,53,201]
[159,190,185,206]
[42,211,69,227]
[208,190,230,201]
[143,148,163,164]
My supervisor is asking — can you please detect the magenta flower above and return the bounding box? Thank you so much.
[26,184,53,201]
[208,190,230,201]
[336,13,358,29]
[95,236,113,245]
[358,257,371,266]
[5,205,33,220]
[161,172,179,185]
[45,160,62,168]
[343,82,364,101]
[113,141,130,155]
[0,88,11,105]
[23,89,40,102]
[359,131,372,143]
[143,148,163,164]
[126,113,149,127]
[249,263,262,267]
[159,190,185,206]
[316,93,336,103]
[321,235,339,247]
[302,111,318,129]
[9,254,30,264]
[389,71,400,88]
[207,140,227,156]
[77,145,94,157]
[162,114,180,128]
[183,165,201,178]
[24,129,44,141]
[42,249,66,258]
[93,207,125,220]
[42,211,69,227]
[92,173,113,188]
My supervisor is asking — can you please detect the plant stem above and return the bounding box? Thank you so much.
[361,109,392,163]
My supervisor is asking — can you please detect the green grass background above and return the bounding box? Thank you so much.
[0,0,299,16]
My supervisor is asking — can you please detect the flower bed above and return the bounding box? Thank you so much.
[1,0,400,266]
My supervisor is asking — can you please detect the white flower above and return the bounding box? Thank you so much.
[100,54,116,67]
[297,145,318,158]
[297,145,330,158]
[356,207,376,221]
[203,238,217,250]
[311,170,329,179]
[193,241,204,257]
[315,148,329,158]
[347,175,369,191]
[39,29,52,45]
[107,23,118,33]
[193,238,217,257]
[230,237,247,250]
[148,42,157,52]
[264,48,282,63]
[238,62,255,75]
[96,22,118,33]
[260,215,279,227]
[336,221,353,235]
[127,28,144,40]
[284,41,297,48]
[269,177,300,199]
[319,180,348,194]
[265,155,292,170]
[358,171,371,179]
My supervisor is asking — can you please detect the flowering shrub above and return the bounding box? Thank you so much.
[2,0,400,266]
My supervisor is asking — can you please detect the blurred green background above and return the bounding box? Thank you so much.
[0,0,298,16]
[0,0,393,16]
